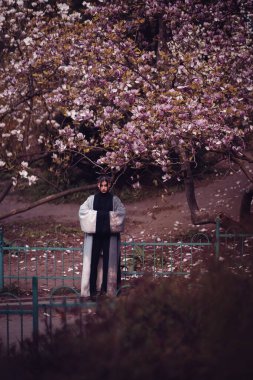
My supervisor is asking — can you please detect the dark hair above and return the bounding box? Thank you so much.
[97,175,112,185]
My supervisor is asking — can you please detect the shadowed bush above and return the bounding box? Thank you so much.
[1,263,253,380]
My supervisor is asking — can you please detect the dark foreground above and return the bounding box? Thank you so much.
[1,261,253,380]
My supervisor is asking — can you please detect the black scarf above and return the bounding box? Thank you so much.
[93,192,113,235]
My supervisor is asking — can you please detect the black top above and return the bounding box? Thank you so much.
[93,192,113,235]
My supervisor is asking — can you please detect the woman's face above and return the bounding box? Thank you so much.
[98,180,110,193]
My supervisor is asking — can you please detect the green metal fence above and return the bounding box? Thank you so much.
[1,222,253,293]
[1,245,83,290]
[1,220,253,352]
[121,234,212,277]
[215,217,253,258]
[0,277,38,352]
[0,227,213,351]
[0,228,212,292]
[0,277,97,353]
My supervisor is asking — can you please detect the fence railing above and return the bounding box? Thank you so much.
[1,221,253,293]
[215,218,253,258]
[1,220,253,352]
[0,276,97,353]
[1,245,83,290]
[0,229,212,292]
[121,236,212,277]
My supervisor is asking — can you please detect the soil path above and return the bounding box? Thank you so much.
[1,163,252,240]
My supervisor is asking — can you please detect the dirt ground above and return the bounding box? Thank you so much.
[1,162,252,242]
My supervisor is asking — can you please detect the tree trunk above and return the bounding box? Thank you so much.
[157,16,167,62]
[183,161,199,214]
[239,184,253,230]
[183,163,253,231]
[183,160,215,225]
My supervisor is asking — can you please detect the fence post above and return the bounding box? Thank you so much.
[32,276,39,345]
[215,217,220,259]
[0,226,4,290]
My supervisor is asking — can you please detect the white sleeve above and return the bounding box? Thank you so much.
[79,196,97,234]
[110,196,126,233]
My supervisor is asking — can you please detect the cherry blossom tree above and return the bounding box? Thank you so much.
[0,0,252,229]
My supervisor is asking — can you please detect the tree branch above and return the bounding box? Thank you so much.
[0,89,50,122]
[0,184,97,221]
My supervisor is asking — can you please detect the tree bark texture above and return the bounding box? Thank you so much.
[183,160,215,224]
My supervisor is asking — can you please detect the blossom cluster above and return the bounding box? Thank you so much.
[0,0,252,188]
